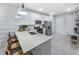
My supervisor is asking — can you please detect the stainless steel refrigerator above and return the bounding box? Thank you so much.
[44,21,52,36]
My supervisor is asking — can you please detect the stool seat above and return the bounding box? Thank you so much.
[13,50,23,55]
[11,42,21,49]
[24,51,33,55]
[11,38,18,44]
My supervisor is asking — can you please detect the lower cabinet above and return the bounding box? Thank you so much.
[31,45,41,55]
[31,40,51,55]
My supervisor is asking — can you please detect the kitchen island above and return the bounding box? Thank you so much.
[15,31,52,55]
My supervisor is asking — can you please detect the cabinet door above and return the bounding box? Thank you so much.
[31,40,51,55]
[41,40,51,55]
[31,45,41,55]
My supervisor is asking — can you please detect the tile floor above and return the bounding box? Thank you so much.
[1,33,79,55]
[51,33,79,55]
[0,40,6,55]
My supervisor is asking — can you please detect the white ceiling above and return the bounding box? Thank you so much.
[24,3,79,15]
[0,3,17,16]
[7,3,79,15]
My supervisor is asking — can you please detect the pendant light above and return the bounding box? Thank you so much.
[17,3,28,15]
[15,3,23,19]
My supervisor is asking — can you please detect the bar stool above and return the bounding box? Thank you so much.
[12,50,23,55]
[5,39,23,55]
[24,51,33,55]
[5,44,23,55]
[7,32,18,44]
[5,32,23,55]
[5,43,11,55]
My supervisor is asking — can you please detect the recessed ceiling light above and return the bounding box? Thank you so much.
[67,8,71,12]
[39,8,43,11]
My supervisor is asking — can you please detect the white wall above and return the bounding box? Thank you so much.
[0,4,19,45]
[55,15,64,34]
[55,13,75,35]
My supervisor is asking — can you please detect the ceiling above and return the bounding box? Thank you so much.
[9,3,79,15]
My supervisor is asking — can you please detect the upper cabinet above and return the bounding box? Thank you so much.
[19,12,52,25]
